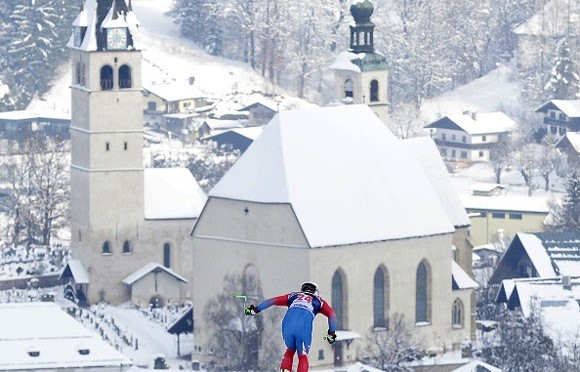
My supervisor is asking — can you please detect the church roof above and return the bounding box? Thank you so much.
[451,261,478,290]
[144,168,207,220]
[350,52,388,72]
[122,263,188,285]
[209,104,455,248]
[402,137,471,228]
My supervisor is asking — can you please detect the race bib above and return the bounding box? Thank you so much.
[289,293,315,316]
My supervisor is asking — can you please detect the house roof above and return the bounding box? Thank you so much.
[208,104,454,248]
[167,306,194,334]
[0,110,70,122]
[452,360,501,372]
[461,195,550,213]
[557,132,580,152]
[202,118,245,130]
[535,100,580,117]
[452,261,479,290]
[144,83,204,102]
[201,126,264,142]
[59,259,89,284]
[0,302,132,370]
[122,263,188,285]
[144,168,207,220]
[238,100,277,112]
[425,112,517,135]
[402,137,471,228]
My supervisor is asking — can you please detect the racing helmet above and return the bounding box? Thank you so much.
[301,281,319,295]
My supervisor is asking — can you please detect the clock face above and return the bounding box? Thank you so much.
[107,28,127,50]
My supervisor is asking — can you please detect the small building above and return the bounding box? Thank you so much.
[122,263,188,308]
[238,101,277,126]
[556,131,580,168]
[425,111,517,162]
[535,100,580,138]
[59,259,90,305]
[471,183,505,196]
[200,126,264,152]
[143,82,208,127]
[0,110,70,150]
[462,195,549,246]
[196,118,245,141]
[0,302,132,371]
[490,231,580,284]
[473,244,504,268]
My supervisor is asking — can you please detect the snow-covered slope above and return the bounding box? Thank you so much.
[27,0,310,114]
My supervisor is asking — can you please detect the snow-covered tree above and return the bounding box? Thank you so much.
[546,171,580,231]
[511,143,542,196]
[360,313,423,371]
[538,136,566,191]
[544,39,580,100]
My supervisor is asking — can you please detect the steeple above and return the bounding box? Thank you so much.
[349,0,375,54]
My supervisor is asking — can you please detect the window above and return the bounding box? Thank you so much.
[370,80,379,102]
[373,267,389,328]
[559,113,565,120]
[100,65,114,90]
[479,151,484,157]
[416,261,431,323]
[482,135,487,142]
[344,79,354,98]
[122,240,131,254]
[452,134,456,141]
[559,126,566,135]
[509,213,523,220]
[332,270,345,329]
[441,148,447,156]
[106,142,110,151]
[163,243,171,268]
[118,64,132,89]
[462,135,466,143]
[550,111,556,118]
[318,350,324,360]
[451,149,456,158]
[76,62,82,85]
[452,299,464,328]
[551,126,558,134]
[442,133,446,141]
[460,151,467,159]
[148,102,157,111]
[492,212,505,219]
[102,241,111,254]
[124,142,128,151]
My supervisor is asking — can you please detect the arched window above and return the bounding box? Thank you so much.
[344,79,354,98]
[370,79,379,102]
[100,65,113,90]
[81,63,86,86]
[76,62,82,85]
[118,64,132,89]
[332,270,346,329]
[122,240,131,254]
[416,260,431,323]
[373,266,389,328]
[102,241,111,254]
[452,298,464,328]
[163,243,171,268]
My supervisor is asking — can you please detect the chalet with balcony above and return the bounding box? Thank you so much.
[143,82,209,127]
[425,111,518,162]
[535,100,580,138]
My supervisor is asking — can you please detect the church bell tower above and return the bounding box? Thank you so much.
[68,0,145,304]
[330,0,389,123]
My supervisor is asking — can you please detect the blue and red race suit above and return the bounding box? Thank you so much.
[257,292,337,355]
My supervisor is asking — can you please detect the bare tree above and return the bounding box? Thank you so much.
[359,313,424,372]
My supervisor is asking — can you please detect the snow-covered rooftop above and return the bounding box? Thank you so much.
[461,195,550,213]
[144,168,207,220]
[540,99,580,118]
[402,137,471,227]
[201,126,264,142]
[0,302,132,370]
[203,118,245,130]
[122,262,188,285]
[452,261,479,290]
[429,112,518,135]
[144,83,205,102]
[560,132,580,152]
[518,233,558,277]
[59,259,90,284]
[329,51,362,73]
[209,104,455,247]
[0,109,70,121]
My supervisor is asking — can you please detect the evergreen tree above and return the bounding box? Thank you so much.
[544,39,580,100]
[547,171,580,231]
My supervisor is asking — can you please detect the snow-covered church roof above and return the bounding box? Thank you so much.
[209,104,455,248]
[144,168,207,220]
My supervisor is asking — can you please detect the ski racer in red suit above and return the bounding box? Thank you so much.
[245,281,337,372]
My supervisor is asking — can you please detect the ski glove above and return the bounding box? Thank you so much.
[245,305,259,316]
[326,330,337,345]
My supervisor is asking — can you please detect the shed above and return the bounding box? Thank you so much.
[123,263,188,308]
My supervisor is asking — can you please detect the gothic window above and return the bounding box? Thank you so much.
[452,298,464,328]
[100,65,114,90]
[344,79,354,98]
[416,260,431,323]
[370,80,379,102]
[102,241,111,254]
[163,243,171,268]
[332,270,346,329]
[373,266,389,328]
[118,65,132,89]
[123,240,131,254]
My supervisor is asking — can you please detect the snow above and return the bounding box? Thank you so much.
[402,137,471,227]
[210,104,455,247]
[0,109,69,121]
[460,195,550,213]
[335,330,362,341]
[562,132,580,152]
[143,82,204,101]
[329,51,362,73]
[0,302,132,370]
[60,259,90,284]
[452,360,501,372]
[452,261,479,290]
[434,112,518,135]
[122,263,188,285]
[517,233,558,277]
[201,126,264,142]
[541,99,580,118]
[143,168,207,220]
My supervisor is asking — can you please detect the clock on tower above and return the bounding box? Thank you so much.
[107,28,127,50]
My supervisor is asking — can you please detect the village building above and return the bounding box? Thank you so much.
[143,82,208,127]
[190,104,476,369]
[425,111,518,163]
[0,302,132,371]
[536,99,580,138]
[330,0,389,124]
[199,126,264,152]
[238,100,277,126]
[67,0,206,305]
[556,132,580,169]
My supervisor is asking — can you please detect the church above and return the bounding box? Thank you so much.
[63,0,205,305]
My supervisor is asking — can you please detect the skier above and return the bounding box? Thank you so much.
[245,281,337,372]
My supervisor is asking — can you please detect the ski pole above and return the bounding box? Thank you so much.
[232,293,248,308]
